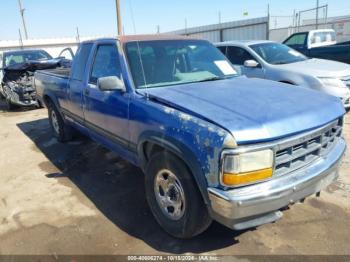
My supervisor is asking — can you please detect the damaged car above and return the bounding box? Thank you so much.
[0,49,71,110]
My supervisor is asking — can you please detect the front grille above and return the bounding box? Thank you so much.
[274,119,343,176]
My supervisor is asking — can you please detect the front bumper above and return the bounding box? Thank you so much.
[208,138,346,230]
[5,87,37,107]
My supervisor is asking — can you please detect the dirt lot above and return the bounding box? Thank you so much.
[0,99,350,256]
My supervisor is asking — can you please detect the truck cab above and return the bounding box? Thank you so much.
[283,29,350,64]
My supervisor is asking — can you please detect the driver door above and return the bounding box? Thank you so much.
[225,46,265,79]
[83,42,130,149]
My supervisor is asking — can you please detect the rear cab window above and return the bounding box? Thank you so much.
[71,43,93,81]
[284,33,307,46]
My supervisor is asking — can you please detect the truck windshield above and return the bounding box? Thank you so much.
[250,43,308,65]
[124,40,238,89]
[4,50,52,67]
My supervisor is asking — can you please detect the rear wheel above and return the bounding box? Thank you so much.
[145,151,212,238]
[48,102,72,142]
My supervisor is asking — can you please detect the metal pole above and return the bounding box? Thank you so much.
[76,27,80,42]
[18,28,23,48]
[18,0,28,39]
[266,4,270,40]
[316,0,319,29]
[185,18,187,35]
[116,0,122,35]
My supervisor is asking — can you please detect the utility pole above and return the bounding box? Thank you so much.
[316,0,319,29]
[18,28,23,48]
[116,0,122,35]
[76,27,80,43]
[18,0,28,39]
[267,4,270,40]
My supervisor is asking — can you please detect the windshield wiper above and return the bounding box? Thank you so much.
[273,61,289,65]
[197,76,229,82]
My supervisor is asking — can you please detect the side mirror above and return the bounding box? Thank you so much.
[244,60,259,68]
[97,76,126,92]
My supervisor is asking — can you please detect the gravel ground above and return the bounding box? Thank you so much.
[0,99,349,256]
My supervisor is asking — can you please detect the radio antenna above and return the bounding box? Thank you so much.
[136,41,148,91]
[129,0,137,34]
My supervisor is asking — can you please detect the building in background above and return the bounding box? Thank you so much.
[1,14,349,56]
[0,35,114,57]
[168,17,269,43]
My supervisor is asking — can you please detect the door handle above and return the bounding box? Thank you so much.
[84,88,90,95]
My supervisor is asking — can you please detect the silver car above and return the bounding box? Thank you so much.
[216,40,350,109]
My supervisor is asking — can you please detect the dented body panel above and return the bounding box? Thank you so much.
[34,37,346,231]
[0,49,70,108]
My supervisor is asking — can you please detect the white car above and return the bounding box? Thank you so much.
[216,40,350,109]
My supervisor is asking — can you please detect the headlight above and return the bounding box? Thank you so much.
[222,149,273,186]
[318,77,347,89]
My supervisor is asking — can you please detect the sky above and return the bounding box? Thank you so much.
[1,0,350,40]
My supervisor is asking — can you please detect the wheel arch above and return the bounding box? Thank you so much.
[138,132,210,205]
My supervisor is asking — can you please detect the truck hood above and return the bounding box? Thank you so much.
[274,58,350,78]
[141,77,345,145]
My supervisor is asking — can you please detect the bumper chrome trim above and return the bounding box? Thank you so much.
[208,138,346,229]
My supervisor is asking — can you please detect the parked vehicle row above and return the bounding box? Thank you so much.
[34,35,346,238]
[216,40,350,109]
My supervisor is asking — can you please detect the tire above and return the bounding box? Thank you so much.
[5,98,16,111]
[48,101,72,142]
[36,100,44,109]
[145,151,212,238]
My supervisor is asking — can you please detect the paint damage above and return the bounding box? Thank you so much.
[162,104,237,186]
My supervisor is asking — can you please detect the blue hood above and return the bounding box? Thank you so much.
[142,77,345,144]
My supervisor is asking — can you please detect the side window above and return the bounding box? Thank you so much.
[90,44,122,84]
[217,46,227,56]
[0,54,3,68]
[226,46,254,65]
[71,43,93,81]
[285,33,307,45]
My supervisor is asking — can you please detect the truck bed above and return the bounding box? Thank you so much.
[38,68,71,79]
[34,68,70,106]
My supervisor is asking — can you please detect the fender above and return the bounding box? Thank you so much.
[41,90,70,124]
[42,89,60,109]
[137,131,210,204]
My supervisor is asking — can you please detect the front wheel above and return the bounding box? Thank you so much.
[5,98,17,111]
[48,102,72,142]
[145,152,212,238]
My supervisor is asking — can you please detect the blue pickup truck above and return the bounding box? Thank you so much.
[34,35,347,238]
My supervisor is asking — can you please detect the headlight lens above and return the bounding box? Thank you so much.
[318,77,347,89]
[222,149,273,186]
